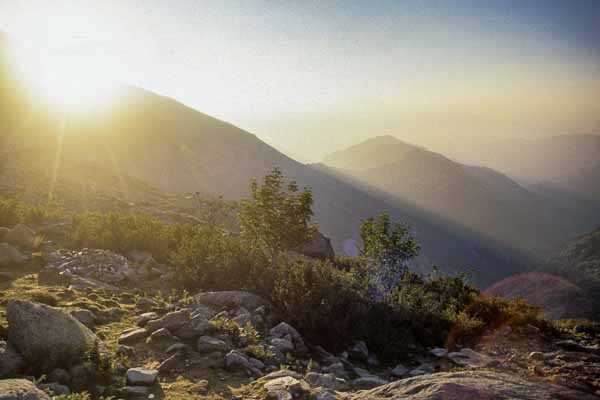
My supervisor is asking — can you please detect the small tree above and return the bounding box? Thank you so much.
[239,167,317,266]
[360,212,420,296]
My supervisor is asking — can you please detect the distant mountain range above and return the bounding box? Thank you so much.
[0,32,595,287]
[321,135,589,255]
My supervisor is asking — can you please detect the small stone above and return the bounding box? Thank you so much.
[226,350,250,371]
[263,370,303,381]
[123,386,152,396]
[197,336,230,354]
[118,328,149,345]
[126,367,159,386]
[145,319,164,333]
[390,364,408,378]
[430,348,448,358]
[271,338,294,353]
[150,328,173,342]
[158,354,180,375]
[136,312,159,327]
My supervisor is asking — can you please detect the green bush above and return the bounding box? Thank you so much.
[0,195,63,227]
[449,295,555,346]
[70,212,193,263]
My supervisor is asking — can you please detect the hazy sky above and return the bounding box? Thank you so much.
[1,0,599,161]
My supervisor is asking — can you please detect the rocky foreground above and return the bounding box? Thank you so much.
[1,224,599,399]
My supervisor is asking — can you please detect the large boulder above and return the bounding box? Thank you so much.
[296,231,335,261]
[3,225,35,250]
[193,291,268,311]
[352,370,597,400]
[0,379,51,400]
[0,243,26,267]
[7,300,99,371]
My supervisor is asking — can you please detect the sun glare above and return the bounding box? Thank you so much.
[11,42,120,111]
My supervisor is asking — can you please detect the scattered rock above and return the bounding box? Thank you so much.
[158,354,180,375]
[197,336,230,354]
[126,368,158,386]
[270,322,307,353]
[271,338,295,354]
[348,341,369,363]
[149,328,173,343]
[263,370,303,381]
[305,372,347,390]
[430,348,448,358]
[136,312,159,327]
[225,350,250,371]
[0,379,51,400]
[7,299,99,371]
[448,348,492,368]
[263,376,310,400]
[118,328,149,345]
[295,231,335,261]
[390,364,408,378]
[161,309,190,331]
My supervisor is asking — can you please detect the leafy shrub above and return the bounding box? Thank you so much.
[70,212,193,263]
[449,295,555,346]
[0,195,63,227]
[261,257,478,362]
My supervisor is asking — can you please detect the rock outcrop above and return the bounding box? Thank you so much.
[352,370,597,400]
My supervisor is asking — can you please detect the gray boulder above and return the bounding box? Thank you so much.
[126,368,158,386]
[352,370,597,399]
[118,328,149,345]
[0,379,51,400]
[305,372,347,390]
[4,225,35,249]
[7,300,99,371]
[0,243,26,267]
[295,231,335,261]
[269,322,307,353]
[0,341,25,378]
[161,309,190,331]
[197,336,230,354]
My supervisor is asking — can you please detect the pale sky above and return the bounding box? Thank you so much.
[1,0,599,161]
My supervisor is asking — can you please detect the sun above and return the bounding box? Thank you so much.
[10,41,120,111]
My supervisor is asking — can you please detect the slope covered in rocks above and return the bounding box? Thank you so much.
[1,222,599,399]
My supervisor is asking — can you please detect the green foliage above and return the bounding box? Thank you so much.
[450,295,555,346]
[239,167,317,264]
[70,212,193,263]
[263,256,477,361]
[0,195,64,227]
[359,213,420,294]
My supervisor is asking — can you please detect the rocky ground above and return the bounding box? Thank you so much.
[1,223,600,399]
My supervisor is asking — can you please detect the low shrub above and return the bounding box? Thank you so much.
[0,195,64,227]
[449,295,556,346]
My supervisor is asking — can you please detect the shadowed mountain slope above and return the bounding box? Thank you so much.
[322,135,575,255]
